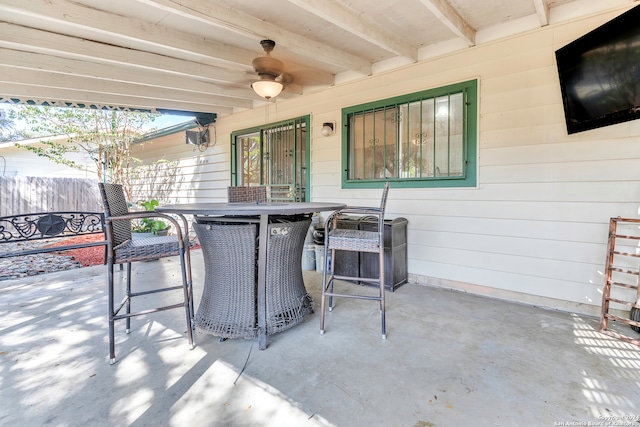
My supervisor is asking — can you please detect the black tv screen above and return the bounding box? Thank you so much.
[555,5,640,134]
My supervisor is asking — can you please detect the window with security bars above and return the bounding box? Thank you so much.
[342,80,477,189]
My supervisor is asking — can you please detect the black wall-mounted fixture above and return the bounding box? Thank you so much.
[186,128,210,151]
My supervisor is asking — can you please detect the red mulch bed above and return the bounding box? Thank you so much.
[45,234,200,267]
[46,234,106,267]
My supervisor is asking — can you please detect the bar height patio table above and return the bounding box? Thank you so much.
[156,201,345,349]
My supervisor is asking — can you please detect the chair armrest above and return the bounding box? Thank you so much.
[336,207,383,216]
[324,206,384,235]
[107,211,190,245]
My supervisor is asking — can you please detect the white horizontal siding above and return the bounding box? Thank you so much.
[0,143,97,179]
[131,130,230,203]
[391,197,637,221]
[409,228,606,264]
[410,260,603,307]
[404,215,607,244]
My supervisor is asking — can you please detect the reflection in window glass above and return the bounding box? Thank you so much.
[349,107,398,180]
[350,94,464,180]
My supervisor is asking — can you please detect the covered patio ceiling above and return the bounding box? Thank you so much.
[0,0,637,117]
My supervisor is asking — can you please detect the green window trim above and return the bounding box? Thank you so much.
[341,79,477,189]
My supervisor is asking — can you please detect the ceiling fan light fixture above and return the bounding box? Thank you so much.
[250,39,288,100]
[251,78,283,99]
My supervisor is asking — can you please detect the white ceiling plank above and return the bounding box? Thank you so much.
[135,0,371,75]
[0,82,234,114]
[0,49,257,101]
[0,23,247,84]
[0,67,251,110]
[0,24,305,102]
[417,0,476,46]
[285,0,417,61]
[0,0,257,69]
[532,0,550,26]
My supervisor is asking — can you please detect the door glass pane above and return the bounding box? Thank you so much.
[264,123,295,201]
[238,132,260,185]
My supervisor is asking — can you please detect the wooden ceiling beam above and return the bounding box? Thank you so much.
[0,67,253,109]
[0,23,247,84]
[0,0,257,69]
[136,0,371,76]
[285,0,417,62]
[417,0,475,46]
[0,48,257,101]
[0,82,235,115]
[532,0,550,26]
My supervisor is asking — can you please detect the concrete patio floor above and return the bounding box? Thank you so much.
[1,250,639,427]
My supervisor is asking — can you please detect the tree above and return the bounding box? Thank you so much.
[12,105,158,201]
[0,106,29,141]
[0,108,12,137]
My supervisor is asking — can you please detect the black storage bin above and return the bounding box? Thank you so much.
[360,217,408,292]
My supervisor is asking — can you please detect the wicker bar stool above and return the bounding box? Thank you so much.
[320,182,391,339]
[98,183,194,364]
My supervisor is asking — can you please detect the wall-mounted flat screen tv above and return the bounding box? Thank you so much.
[555,5,640,134]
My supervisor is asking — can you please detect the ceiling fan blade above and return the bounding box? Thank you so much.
[252,55,284,77]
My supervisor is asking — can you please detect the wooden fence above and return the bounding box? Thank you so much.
[0,177,102,217]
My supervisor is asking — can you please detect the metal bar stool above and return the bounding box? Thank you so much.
[320,182,391,339]
[98,183,194,364]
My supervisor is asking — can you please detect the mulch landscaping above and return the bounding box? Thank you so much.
[45,234,107,267]
[45,234,200,267]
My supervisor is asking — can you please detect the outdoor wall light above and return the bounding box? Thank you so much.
[321,122,335,137]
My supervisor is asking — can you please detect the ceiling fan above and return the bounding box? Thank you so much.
[250,39,293,99]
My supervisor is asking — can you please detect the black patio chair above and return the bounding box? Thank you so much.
[98,183,194,364]
[320,182,391,339]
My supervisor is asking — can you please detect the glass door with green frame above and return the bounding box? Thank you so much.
[231,116,310,202]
